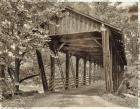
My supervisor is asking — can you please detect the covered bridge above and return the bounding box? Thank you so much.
[48,6,127,92]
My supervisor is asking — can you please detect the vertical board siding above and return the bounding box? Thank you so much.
[73,13,76,33]
[58,18,62,34]
[81,17,85,32]
[89,20,92,31]
[69,13,72,33]
[49,10,101,35]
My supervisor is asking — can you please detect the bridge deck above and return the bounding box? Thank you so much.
[31,83,119,107]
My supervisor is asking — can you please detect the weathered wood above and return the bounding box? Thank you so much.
[83,59,87,85]
[59,31,101,39]
[69,13,72,33]
[114,52,118,90]
[76,56,80,88]
[109,34,113,92]
[65,51,70,90]
[65,44,100,49]
[36,49,48,93]
[49,56,55,91]
[63,46,101,53]
[116,57,119,89]
[112,47,116,91]
[66,7,122,33]
[101,25,113,92]
[73,14,77,33]
[56,8,101,35]
[77,15,81,32]
[89,61,92,84]
[118,65,120,86]
[112,38,125,89]
[61,38,102,49]
[62,50,102,56]
[47,7,127,94]
[63,14,67,34]
[81,16,85,32]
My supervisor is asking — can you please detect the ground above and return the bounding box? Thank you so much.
[1,80,139,107]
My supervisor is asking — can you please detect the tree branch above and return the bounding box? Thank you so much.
[19,73,40,83]
[18,51,29,64]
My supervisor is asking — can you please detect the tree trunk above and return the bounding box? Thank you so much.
[36,49,48,93]
[14,47,20,93]
[0,63,5,99]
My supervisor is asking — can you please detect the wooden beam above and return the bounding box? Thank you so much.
[72,53,102,58]
[59,31,102,39]
[36,49,48,93]
[83,58,87,85]
[65,40,99,46]
[49,56,55,91]
[89,61,92,84]
[101,25,113,92]
[65,51,70,90]
[92,39,102,48]
[112,47,116,91]
[61,38,101,43]
[91,63,94,83]
[65,44,100,49]
[76,56,80,88]
[116,61,119,89]
[114,52,118,90]
[63,50,103,56]
[63,46,101,53]
[109,35,113,92]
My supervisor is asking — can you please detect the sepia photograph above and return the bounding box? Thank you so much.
[0,0,139,108]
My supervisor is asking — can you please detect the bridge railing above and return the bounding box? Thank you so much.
[49,76,91,91]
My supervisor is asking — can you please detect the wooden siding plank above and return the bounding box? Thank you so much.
[69,13,73,33]
[77,15,80,32]
[73,13,77,33]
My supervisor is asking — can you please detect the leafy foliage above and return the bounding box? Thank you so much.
[0,0,64,65]
[0,0,65,95]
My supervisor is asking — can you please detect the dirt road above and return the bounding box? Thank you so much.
[31,85,119,107]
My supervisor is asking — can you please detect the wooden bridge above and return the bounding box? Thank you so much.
[46,6,127,93]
